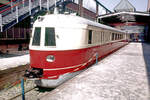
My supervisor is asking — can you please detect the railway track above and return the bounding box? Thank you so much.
[0,64,54,100]
[0,79,54,100]
[0,64,29,90]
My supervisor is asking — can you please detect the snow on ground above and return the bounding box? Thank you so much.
[40,43,150,100]
[0,51,30,70]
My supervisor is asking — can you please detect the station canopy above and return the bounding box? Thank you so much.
[98,12,150,24]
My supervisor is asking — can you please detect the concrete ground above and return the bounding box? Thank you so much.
[39,43,150,100]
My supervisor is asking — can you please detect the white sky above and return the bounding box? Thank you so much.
[74,0,148,13]
[98,0,148,12]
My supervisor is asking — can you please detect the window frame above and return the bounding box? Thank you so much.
[88,30,93,44]
[44,27,56,47]
[32,27,41,46]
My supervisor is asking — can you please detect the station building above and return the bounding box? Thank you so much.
[98,0,150,42]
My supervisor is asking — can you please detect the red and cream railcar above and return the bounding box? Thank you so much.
[25,14,129,87]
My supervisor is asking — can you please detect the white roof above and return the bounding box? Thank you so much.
[34,14,125,33]
[99,11,150,19]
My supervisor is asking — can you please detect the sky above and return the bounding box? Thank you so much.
[98,0,148,12]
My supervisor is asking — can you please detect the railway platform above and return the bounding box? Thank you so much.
[39,43,150,100]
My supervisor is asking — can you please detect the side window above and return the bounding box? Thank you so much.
[115,34,117,40]
[100,32,102,43]
[112,33,114,41]
[32,27,41,46]
[101,32,103,43]
[88,30,92,44]
[45,27,56,46]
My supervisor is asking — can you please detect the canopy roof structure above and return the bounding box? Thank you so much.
[98,11,150,24]
[114,0,136,12]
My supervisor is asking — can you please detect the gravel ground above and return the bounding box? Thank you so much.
[0,80,35,100]
[0,79,54,100]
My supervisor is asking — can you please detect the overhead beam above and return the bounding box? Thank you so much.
[94,0,111,13]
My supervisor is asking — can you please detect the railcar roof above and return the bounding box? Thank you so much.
[34,14,125,33]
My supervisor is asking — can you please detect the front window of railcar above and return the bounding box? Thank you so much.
[32,27,41,46]
[45,27,56,46]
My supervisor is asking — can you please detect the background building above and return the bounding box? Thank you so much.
[98,0,150,42]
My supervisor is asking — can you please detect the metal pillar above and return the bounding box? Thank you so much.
[16,6,19,23]
[11,0,13,13]
[21,79,25,100]
[47,0,50,11]
[39,0,42,10]
[79,0,83,17]
[23,0,25,8]
[29,0,32,15]
[147,0,150,12]
[96,3,99,17]
[55,0,57,7]
[106,10,108,14]
[96,53,98,65]
[0,14,2,32]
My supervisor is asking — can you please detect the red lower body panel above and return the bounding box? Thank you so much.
[30,41,128,79]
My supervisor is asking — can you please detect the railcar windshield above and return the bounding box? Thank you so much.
[45,27,56,46]
[32,27,41,46]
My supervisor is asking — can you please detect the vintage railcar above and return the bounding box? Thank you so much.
[25,14,129,87]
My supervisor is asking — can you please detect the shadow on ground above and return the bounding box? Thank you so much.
[142,42,150,90]
[0,51,29,59]
[36,86,55,93]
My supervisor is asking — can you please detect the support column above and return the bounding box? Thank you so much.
[96,3,99,18]
[39,0,42,10]
[16,6,19,23]
[79,0,83,17]
[11,0,13,13]
[0,14,3,32]
[106,10,109,14]
[29,0,32,15]
[148,0,150,12]
[47,0,50,11]
[23,0,25,8]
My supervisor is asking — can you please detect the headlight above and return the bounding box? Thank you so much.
[46,55,55,62]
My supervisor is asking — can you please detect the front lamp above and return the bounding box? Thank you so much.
[46,55,55,62]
